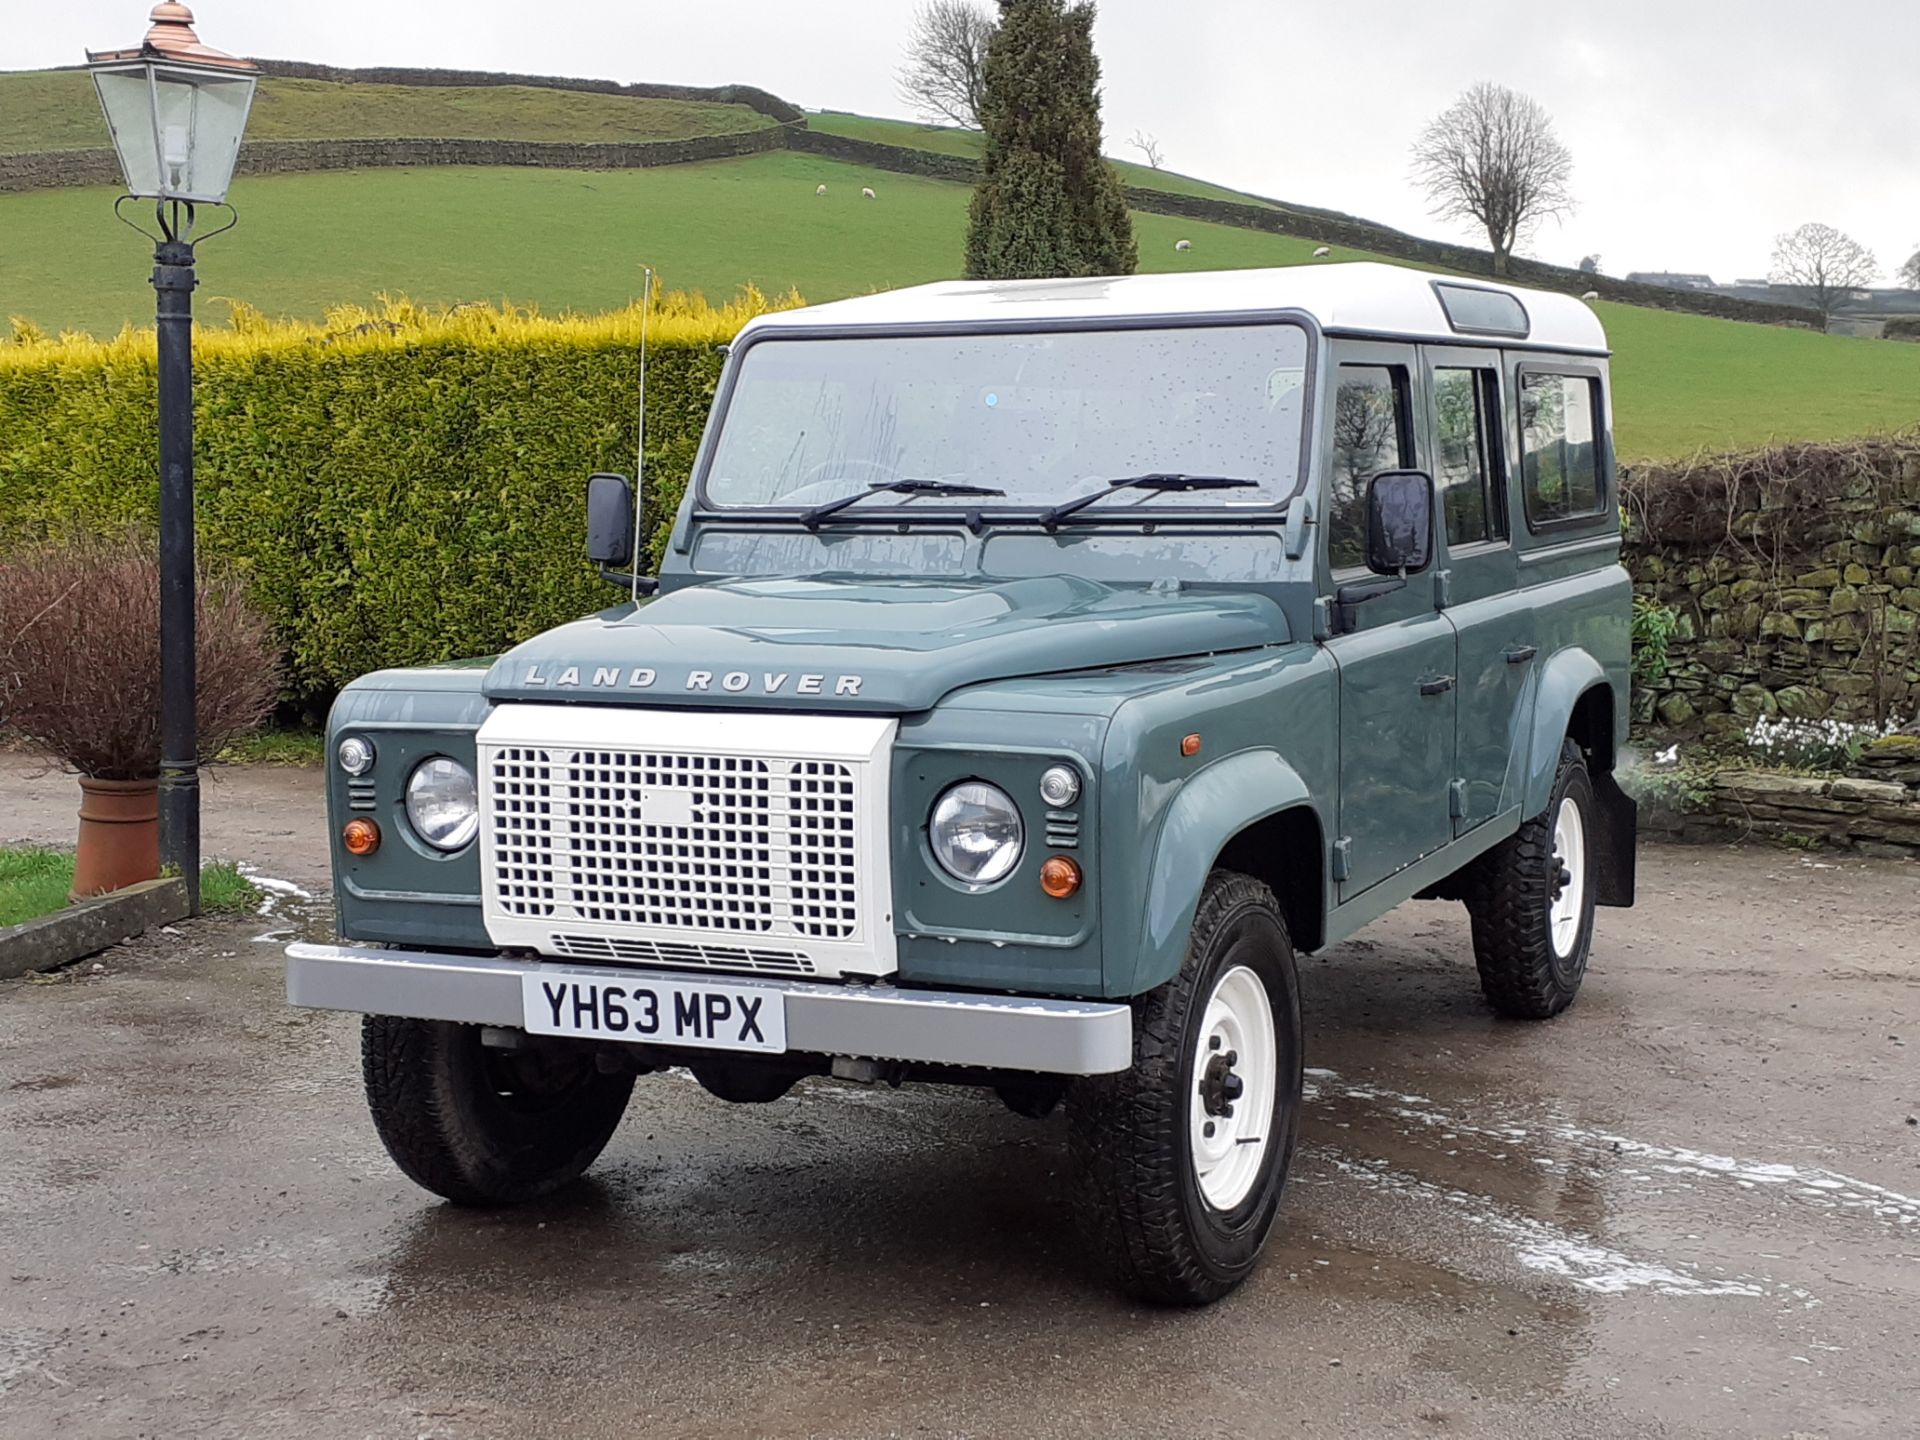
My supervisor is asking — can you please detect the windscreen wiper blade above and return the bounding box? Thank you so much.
[1039,473,1261,530]
[801,477,1007,529]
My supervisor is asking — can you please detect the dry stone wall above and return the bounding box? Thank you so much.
[1624,438,1920,734]
[1639,736,1920,856]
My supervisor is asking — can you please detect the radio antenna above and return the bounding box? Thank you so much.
[630,265,654,606]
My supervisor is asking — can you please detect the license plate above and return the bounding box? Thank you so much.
[521,972,787,1053]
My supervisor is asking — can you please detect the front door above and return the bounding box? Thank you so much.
[1322,349,1458,897]
[1421,347,1535,835]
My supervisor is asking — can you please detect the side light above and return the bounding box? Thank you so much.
[1181,733,1203,757]
[1039,765,1082,808]
[342,817,381,856]
[1040,855,1082,899]
[337,736,375,776]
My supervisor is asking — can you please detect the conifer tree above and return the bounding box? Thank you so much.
[963,0,1136,279]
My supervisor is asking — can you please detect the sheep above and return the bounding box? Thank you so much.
[1582,290,1600,302]
[815,184,827,196]
[862,186,876,200]
[1174,239,1192,252]
[1312,246,1331,258]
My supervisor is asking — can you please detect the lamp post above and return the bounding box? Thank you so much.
[87,4,258,915]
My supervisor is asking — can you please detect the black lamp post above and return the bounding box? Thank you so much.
[87,4,258,914]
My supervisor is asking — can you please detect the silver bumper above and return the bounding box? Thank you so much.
[285,942,1133,1075]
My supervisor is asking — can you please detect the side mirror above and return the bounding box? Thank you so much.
[1365,469,1434,576]
[586,472,636,569]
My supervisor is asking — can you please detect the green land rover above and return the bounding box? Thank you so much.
[288,262,1636,1304]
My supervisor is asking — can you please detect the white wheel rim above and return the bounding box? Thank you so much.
[1189,964,1278,1211]
[1549,796,1587,960]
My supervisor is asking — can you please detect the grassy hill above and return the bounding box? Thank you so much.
[0,69,775,153]
[3,74,1917,458]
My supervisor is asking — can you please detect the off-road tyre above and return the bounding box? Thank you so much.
[1066,870,1303,1305]
[1464,738,1597,1019]
[361,1017,635,1205]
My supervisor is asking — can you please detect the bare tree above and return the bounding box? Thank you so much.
[1127,129,1164,169]
[1770,223,1878,324]
[1901,246,1920,290]
[1411,83,1575,275]
[897,0,996,129]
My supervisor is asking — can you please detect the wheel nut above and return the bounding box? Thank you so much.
[1203,1121,1216,1138]
[1209,1036,1222,1051]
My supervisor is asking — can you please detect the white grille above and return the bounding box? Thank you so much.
[478,707,897,979]
[547,934,815,976]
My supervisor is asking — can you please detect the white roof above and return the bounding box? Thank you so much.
[744,262,1608,354]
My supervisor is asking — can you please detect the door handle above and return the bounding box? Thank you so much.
[1503,645,1538,665]
[1420,675,1456,696]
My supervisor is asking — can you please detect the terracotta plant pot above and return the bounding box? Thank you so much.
[72,777,162,900]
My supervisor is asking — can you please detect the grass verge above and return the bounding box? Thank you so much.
[0,848,261,927]
[219,728,326,767]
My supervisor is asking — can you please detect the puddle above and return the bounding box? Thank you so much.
[1304,1068,1920,1228]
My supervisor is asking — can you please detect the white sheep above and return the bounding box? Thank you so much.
[1312,246,1331,258]
[815,184,827,196]
[1174,239,1192,252]
[1582,290,1600,302]
[862,186,876,200]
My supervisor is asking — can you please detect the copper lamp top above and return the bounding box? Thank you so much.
[87,3,259,72]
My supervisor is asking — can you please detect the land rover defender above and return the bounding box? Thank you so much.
[288,263,1636,1304]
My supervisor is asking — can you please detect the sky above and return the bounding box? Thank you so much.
[9,0,1917,284]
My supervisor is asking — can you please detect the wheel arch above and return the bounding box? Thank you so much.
[1127,749,1327,996]
[1524,651,1636,908]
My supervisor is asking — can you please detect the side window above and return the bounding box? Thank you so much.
[1433,367,1505,546]
[1519,372,1604,526]
[1328,365,1411,571]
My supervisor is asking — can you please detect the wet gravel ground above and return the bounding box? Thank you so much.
[1,844,1916,1439]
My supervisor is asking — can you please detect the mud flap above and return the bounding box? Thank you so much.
[1590,769,1637,907]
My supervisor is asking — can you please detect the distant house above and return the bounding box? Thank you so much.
[1625,271,1718,291]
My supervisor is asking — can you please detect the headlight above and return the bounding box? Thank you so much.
[929,781,1023,887]
[337,736,375,776]
[405,757,479,851]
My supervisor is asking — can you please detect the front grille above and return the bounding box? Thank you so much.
[486,744,862,942]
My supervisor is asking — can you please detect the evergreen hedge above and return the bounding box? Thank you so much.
[0,290,794,705]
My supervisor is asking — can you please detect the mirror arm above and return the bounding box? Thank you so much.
[1331,575,1406,635]
[598,568,659,597]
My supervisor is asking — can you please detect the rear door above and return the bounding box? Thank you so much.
[1421,346,1535,835]
[1321,344,1458,897]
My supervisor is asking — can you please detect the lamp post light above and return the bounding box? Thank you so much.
[87,4,258,914]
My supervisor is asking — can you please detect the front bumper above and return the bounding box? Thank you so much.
[286,943,1133,1075]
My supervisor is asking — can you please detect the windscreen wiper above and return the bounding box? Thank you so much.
[1039,473,1261,530]
[800,477,1007,529]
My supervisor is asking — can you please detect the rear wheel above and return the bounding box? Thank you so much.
[1067,870,1304,1305]
[1464,738,1597,1019]
[361,1018,634,1205]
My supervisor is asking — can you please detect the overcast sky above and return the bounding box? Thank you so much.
[11,0,1917,282]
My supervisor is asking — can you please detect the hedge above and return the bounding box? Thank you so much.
[0,289,796,705]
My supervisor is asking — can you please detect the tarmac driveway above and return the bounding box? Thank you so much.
[1,761,1916,1438]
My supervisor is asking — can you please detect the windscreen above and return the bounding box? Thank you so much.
[702,324,1310,513]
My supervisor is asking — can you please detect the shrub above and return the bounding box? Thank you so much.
[1884,318,1920,343]
[1741,714,1896,771]
[1630,595,1679,690]
[0,534,279,780]
[0,288,796,704]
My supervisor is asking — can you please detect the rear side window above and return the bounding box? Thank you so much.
[1328,365,1412,570]
[1433,367,1505,545]
[1519,372,1604,526]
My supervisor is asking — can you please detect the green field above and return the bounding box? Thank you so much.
[4,147,1917,457]
[807,111,1277,208]
[0,69,774,153]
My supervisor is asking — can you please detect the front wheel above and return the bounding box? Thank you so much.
[1464,738,1598,1019]
[361,1018,634,1205]
[1066,870,1304,1305]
